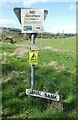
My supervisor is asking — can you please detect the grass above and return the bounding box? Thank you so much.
[1,36,77,119]
[2,43,17,53]
[19,36,76,51]
[37,36,76,51]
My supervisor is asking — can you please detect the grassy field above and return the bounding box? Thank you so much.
[1,36,77,119]
[18,36,76,51]
[37,36,76,51]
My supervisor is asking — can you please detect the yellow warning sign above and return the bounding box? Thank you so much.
[29,51,38,65]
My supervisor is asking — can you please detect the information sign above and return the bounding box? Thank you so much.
[26,89,60,102]
[21,9,44,33]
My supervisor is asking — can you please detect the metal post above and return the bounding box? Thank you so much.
[31,65,34,90]
[31,34,35,90]
[31,34,35,44]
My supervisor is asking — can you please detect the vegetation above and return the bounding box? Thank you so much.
[1,27,77,119]
[0,27,76,42]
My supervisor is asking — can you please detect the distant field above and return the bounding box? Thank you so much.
[18,36,76,51]
[37,36,76,51]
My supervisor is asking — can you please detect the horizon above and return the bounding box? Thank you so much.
[0,26,76,34]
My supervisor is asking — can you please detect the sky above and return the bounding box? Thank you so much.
[0,0,77,33]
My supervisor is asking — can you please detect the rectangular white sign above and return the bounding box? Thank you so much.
[26,89,60,102]
[21,9,44,33]
[29,44,41,50]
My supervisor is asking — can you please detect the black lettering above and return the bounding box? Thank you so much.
[36,27,40,29]
[44,93,57,100]
[45,93,47,97]
[37,91,42,96]
[37,91,40,95]
[33,91,42,96]
[51,94,57,100]
[32,90,37,94]
[26,15,40,18]
[27,90,33,94]
[30,10,35,14]
[47,94,50,98]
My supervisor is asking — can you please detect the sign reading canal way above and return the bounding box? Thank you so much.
[26,89,60,102]
[21,9,44,33]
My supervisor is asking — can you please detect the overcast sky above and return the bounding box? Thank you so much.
[0,0,77,33]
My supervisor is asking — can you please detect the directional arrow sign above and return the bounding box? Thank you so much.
[13,8,48,33]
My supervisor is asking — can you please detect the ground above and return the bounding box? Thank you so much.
[1,36,77,119]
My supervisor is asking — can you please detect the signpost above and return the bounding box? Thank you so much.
[14,8,48,90]
[14,8,61,103]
